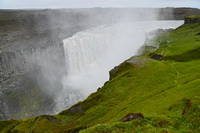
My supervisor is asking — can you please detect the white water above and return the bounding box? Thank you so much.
[54,21,183,112]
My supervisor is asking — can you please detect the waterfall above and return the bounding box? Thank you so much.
[63,26,114,76]
[54,21,184,112]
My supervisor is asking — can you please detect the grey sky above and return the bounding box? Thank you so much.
[0,0,199,9]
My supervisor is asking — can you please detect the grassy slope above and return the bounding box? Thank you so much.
[0,22,200,133]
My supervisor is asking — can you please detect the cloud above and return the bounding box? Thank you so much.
[0,0,199,9]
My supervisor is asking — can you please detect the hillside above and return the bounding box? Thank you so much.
[0,16,200,132]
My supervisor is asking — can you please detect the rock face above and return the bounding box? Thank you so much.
[0,10,73,119]
[185,15,200,24]
[151,54,163,61]
[158,8,200,20]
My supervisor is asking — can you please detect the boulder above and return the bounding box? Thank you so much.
[120,113,144,122]
[151,54,163,61]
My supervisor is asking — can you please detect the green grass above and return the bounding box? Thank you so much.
[186,15,200,19]
[152,23,200,57]
[0,19,200,132]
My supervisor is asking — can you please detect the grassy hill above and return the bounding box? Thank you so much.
[0,17,200,133]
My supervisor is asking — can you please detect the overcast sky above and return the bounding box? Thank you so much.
[0,0,199,9]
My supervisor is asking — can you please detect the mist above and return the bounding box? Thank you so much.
[22,8,182,113]
[16,8,185,114]
[52,20,183,112]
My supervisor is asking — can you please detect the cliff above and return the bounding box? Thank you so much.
[158,7,200,20]
[0,10,67,119]
[0,15,200,132]
[185,15,200,24]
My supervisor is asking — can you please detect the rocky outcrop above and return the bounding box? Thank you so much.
[120,113,144,122]
[59,103,83,116]
[151,54,163,61]
[40,115,61,124]
[0,11,67,119]
[184,15,200,24]
[158,8,200,20]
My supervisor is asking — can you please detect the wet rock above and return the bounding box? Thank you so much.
[120,113,144,122]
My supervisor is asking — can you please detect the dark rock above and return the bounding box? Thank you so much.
[68,104,83,114]
[59,103,83,116]
[41,115,61,124]
[120,113,144,122]
[109,66,120,80]
[185,16,200,24]
[151,54,163,61]
[196,32,200,35]
[158,8,200,20]
[33,116,39,124]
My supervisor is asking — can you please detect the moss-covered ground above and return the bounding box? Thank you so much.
[0,20,200,133]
